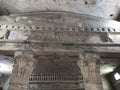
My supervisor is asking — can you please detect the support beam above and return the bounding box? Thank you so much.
[9,50,35,90]
[0,39,120,47]
[77,52,103,90]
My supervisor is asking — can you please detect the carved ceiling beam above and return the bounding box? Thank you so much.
[0,39,120,46]
[9,50,35,90]
[0,12,119,53]
[0,40,120,52]
[0,24,120,33]
[0,12,120,33]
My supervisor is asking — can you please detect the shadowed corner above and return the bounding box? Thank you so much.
[115,10,120,21]
[0,8,10,16]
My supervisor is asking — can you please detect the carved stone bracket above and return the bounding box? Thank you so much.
[77,52,103,90]
[9,50,35,90]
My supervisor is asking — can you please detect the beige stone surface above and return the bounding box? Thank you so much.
[0,0,120,19]
[9,51,35,90]
[77,52,103,90]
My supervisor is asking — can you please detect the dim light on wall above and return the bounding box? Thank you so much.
[0,63,12,73]
[114,72,120,81]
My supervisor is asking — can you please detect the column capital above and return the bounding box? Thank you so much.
[79,52,99,60]
[77,52,103,90]
[9,50,35,90]
[78,52,100,68]
[14,50,34,57]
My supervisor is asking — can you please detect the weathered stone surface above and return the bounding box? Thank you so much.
[0,0,120,19]
[1,12,120,29]
[0,12,119,53]
[0,29,9,39]
[9,50,35,90]
[77,52,103,90]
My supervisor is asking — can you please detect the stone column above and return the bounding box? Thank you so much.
[9,50,35,90]
[77,52,103,90]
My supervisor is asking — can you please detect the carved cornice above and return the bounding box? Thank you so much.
[0,12,120,33]
[0,24,119,33]
[0,12,120,52]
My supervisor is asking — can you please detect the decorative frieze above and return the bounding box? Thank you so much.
[0,24,119,33]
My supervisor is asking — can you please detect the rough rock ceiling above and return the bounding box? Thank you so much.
[0,0,120,19]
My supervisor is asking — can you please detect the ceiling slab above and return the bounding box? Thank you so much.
[0,0,120,19]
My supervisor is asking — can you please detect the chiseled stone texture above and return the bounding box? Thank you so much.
[77,52,103,90]
[0,12,119,52]
[9,51,35,90]
[0,0,120,19]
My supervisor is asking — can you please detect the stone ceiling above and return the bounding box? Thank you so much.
[0,0,120,20]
